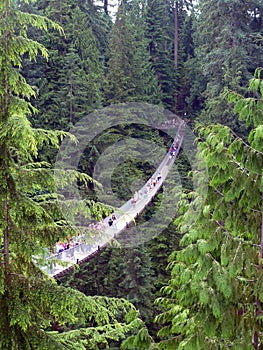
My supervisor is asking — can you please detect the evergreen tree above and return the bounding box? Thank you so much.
[156,68,263,349]
[24,0,106,130]
[126,0,163,104]
[104,5,136,104]
[173,0,193,68]
[195,0,263,126]
[145,0,177,111]
[60,247,125,297]
[174,3,196,116]
[0,1,156,348]
[119,246,156,322]
[60,243,159,332]
[143,0,196,113]
[105,2,162,104]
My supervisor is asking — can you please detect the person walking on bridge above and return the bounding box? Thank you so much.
[111,213,117,229]
[108,217,113,227]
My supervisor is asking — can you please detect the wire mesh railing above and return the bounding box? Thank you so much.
[40,120,185,277]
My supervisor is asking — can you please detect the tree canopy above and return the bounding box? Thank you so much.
[156,68,263,350]
[1,0,263,348]
[0,1,154,348]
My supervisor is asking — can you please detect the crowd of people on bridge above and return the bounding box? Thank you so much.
[108,213,117,228]
[169,141,179,157]
[51,136,181,257]
[51,213,118,256]
[130,172,163,207]
[54,236,82,255]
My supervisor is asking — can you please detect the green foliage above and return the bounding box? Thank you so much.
[121,326,160,349]
[156,69,263,349]
[194,0,263,127]
[0,1,155,349]
[4,0,263,348]
[23,0,106,131]
[145,0,177,111]
[104,3,161,105]
[59,244,156,324]
[0,277,151,349]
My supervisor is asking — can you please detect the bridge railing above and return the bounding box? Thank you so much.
[40,120,185,277]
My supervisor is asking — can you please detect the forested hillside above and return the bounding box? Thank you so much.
[0,0,263,349]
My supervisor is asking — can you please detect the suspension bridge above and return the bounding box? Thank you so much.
[40,119,185,278]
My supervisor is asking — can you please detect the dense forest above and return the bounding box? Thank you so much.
[1,0,263,349]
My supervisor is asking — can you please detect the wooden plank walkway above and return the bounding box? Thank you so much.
[40,121,184,278]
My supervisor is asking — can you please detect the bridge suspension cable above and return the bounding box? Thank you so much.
[40,120,185,278]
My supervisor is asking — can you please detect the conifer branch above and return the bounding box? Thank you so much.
[215,220,260,248]
[230,129,263,156]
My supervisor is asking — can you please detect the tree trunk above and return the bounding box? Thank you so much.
[4,199,9,273]
[69,82,73,124]
[232,5,238,47]
[253,194,263,349]
[104,0,108,15]
[164,0,167,51]
[4,0,9,110]
[3,0,10,275]
[174,1,178,68]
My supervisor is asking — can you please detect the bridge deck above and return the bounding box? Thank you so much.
[40,122,184,278]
